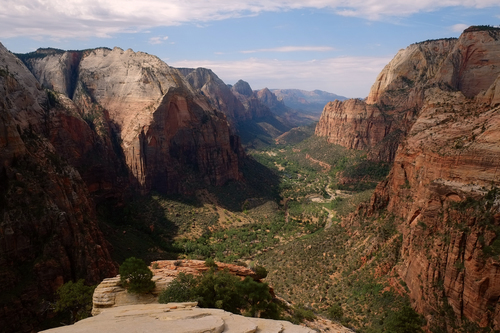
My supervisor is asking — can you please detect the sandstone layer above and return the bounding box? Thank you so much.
[41,304,317,333]
[91,260,260,315]
[21,47,243,195]
[346,27,500,330]
[0,43,117,332]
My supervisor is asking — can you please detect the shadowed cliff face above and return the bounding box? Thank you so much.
[343,27,500,330]
[22,47,243,195]
[0,43,117,332]
[177,69,291,146]
[1,44,246,332]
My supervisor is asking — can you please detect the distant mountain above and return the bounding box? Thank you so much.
[271,89,347,116]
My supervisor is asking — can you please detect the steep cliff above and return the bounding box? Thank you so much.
[22,48,243,194]
[177,70,290,146]
[348,27,500,330]
[0,43,117,332]
[316,37,458,162]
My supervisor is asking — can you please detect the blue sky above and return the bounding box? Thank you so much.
[1,1,499,98]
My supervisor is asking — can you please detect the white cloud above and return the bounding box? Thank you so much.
[450,23,469,32]
[148,36,169,44]
[1,0,500,38]
[170,56,392,98]
[240,46,334,53]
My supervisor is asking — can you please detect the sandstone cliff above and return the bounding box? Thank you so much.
[316,37,458,162]
[177,70,291,145]
[346,26,500,330]
[41,304,318,333]
[21,48,243,194]
[0,43,117,332]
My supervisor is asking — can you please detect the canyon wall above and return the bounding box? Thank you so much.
[316,37,458,162]
[1,45,248,332]
[22,48,243,195]
[0,43,117,332]
[347,26,500,330]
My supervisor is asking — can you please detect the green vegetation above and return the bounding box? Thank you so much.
[54,280,96,324]
[119,257,155,293]
[159,268,281,319]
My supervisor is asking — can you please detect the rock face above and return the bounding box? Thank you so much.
[0,43,117,332]
[91,260,261,315]
[179,67,246,126]
[21,48,243,194]
[177,70,291,144]
[316,37,458,162]
[347,27,500,330]
[41,304,317,333]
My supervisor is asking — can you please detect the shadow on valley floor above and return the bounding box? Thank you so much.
[96,155,281,265]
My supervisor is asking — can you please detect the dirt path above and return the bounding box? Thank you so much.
[322,206,336,229]
[305,154,331,172]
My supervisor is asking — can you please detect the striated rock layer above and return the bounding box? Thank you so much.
[347,27,500,330]
[41,304,317,333]
[21,47,243,195]
[0,43,117,332]
[317,27,500,163]
[91,260,261,316]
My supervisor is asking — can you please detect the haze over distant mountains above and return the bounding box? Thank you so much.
[271,89,347,116]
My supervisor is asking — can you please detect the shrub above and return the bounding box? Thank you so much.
[384,304,424,333]
[328,303,344,321]
[119,257,155,293]
[158,272,198,303]
[253,265,268,279]
[158,267,280,318]
[204,257,218,269]
[54,279,95,323]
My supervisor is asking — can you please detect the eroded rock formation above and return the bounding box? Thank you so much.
[21,47,243,195]
[91,260,261,315]
[345,27,500,330]
[41,304,317,333]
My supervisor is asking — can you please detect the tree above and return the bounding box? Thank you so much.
[158,266,281,319]
[54,279,95,323]
[119,257,155,293]
[384,304,424,333]
[158,272,198,303]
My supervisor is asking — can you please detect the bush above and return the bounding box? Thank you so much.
[328,304,344,321]
[253,265,268,279]
[54,279,95,323]
[119,257,155,293]
[204,257,218,269]
[159,267,280,318]
[158,272,198,303]
[384,304,424,333]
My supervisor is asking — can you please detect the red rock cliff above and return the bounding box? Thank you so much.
[352,27,500,330]
[24,47,243,194]
[316,38,458,161]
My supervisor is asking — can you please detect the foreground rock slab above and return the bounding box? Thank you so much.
[40,304,316,333]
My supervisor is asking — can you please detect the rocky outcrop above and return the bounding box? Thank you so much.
[348,27,500,330]
[231,80,274,121]
[179,67,246,126]
[41,304,317,333]
[0,43,117,333]
[91,260,261,315]
[21,48,243,195]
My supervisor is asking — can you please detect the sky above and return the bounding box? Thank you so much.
[1,1,499,98]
